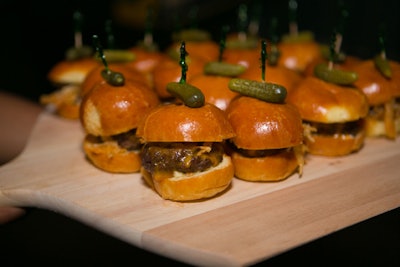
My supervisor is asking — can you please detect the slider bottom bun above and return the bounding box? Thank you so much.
[141,155,234,201]
[231,150,299,182]
[305,131,365,157]
[83,135,141,173]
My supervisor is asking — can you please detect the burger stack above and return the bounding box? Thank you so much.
[41,6,400,202]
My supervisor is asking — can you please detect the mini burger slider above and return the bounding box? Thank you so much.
[226,41,304,182]
[80,36,160,173]
[351,43,400,139]
[287,62,369,156]
[226,94,304,182]
[136,42,236,201]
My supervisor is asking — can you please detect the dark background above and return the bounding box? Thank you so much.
[1,0,400,266]
[1,0,400,102]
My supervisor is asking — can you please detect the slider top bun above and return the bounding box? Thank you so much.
[223,47,260,69]
[128,47,168,74]
[136,103,235,142]
[48,58,100,85]
[166,40,220,63]
[287,76,369,123]
[352,60,399,105]
[222,37,260,69]
[152,57,206,99]
[80,79,160,137]
[277,40,321,74]
[187,73,240,111]
[226,96,303,150]
[80,63,151,97]
[391,60,400,96]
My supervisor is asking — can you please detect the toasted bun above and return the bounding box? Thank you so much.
[287,76,369,123]
[277,41,321,73]
[152,57,205,99]
[305,130,365,157]
[40,85,81,119]
[128,47,168,74]
[226,96,303,149]
[391,61,400,98]
[230,149,300,182]
[80,63,151,97]
[223,47,260,69]
[141,154,234,201]
[167,41,220,62]
[48,58,100,85]
[80,79,160,136]
[352,60,397,105]
[136,103,236,142]
[83,135,141,173]
[188,74,239,111]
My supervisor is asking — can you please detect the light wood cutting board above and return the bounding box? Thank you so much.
[1,112,400,267]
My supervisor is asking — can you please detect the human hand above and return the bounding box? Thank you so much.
[0,206,25,224]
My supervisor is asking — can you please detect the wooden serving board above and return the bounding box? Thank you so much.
[1,112,400,266]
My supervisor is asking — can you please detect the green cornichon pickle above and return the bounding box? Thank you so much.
[320,45,346,63]
[374,55,392,79]
[228,78,287,103]
[314,63,358,85]
[172,29,211,42]
[101,69,125,86]
[96,49,136,63]
[281,31,314,43]
[204,62,246,77]
[65,45,93,60]
[167,82,205,108]
[225,36,258,49]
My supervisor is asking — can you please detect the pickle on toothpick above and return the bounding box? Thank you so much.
[166,41,205,108]
[167,82,205,108]
[314,63,358,85]
[374,55,392,79]
[96,49,136,63]
[229,78,287,104]
[204,62,246,77]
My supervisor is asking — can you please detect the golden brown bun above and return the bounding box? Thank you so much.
[230,149,300,182]
[141,154,234,201]
[40,85,81,119]
[83,135,141,173]
[187,74,239,111]
[226,96,303,149]
[48,58,100,85]
[80,79,160,137]
[222,47,260,69]
[167,41,220,62]
[80,63,151,97]
[128,47,168,74]
[352,60,397,105]
[152,57,205,99]
[287,76,369,123]
[277,41,321,73]
[390,61,400,97]
[305,130,366,157]
[137,103,236,142]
